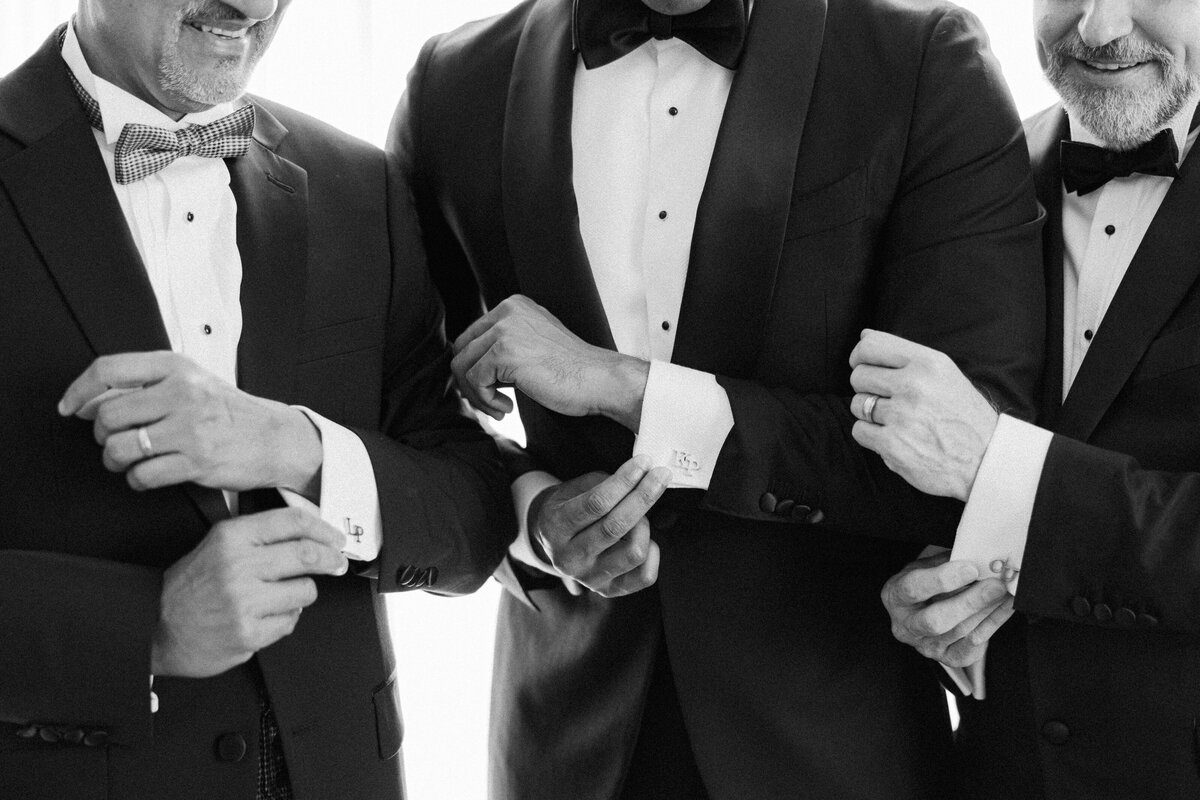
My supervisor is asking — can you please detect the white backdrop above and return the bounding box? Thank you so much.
[1,2,1055,798]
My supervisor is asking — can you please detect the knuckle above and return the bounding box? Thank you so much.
[298,578,319,607]
[582,490,611,519]
[295,540,319,567]
[599,515,628,541]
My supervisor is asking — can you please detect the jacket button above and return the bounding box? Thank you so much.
[397,565,418,586]
[1114,607,1137,627]
[1070,596,1091,617]
[775,499,796,517]
[805,508,825,524]
[63,728,85,745]
[215,732,247,763]
[1138,612,1160,628]
[38,727,61,743]
[1093,603,1113,623]
[1042,720,1070,745]
[759,493,778,514]
[82,730,108,748]
[14,725,38,739]
[425,566,439,588]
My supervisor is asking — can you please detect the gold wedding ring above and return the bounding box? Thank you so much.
[862,394,879,425]
[136,426,154,458]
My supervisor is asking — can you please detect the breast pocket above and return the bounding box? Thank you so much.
[1129,322,1200,385]
[784,165,868,241]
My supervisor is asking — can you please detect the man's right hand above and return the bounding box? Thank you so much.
[152,508,349,678]
[529,456,672,598]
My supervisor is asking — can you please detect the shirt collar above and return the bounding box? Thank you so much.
[61,21,239,147]
[1068,91,1200,163]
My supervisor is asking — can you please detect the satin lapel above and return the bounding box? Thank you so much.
[229,103,308,404]
[1056,126,1200,441]
[1025,106,1068,427]
[503,0,616,349]
[671,0,827,375]
[0,46,229,528]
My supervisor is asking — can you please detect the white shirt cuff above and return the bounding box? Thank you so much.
[632,361,734,489]
[951,414,1052,596]
[507,470,561,573]
[278,407,382,561]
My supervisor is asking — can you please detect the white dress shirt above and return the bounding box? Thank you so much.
[62,24,380,560]
[509,37,739,561]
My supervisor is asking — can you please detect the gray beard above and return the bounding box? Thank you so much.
[157,1,278,106]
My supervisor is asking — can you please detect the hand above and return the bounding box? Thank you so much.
[452,295,650,431]
[152,508,349,678]
[881,550,1014,669]
[58,352,323,497]
[848,329,999,501]
[530,456,672,598]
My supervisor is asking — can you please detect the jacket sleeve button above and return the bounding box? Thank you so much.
[1041,720,1070,745]
[1137,612,1160,628]
[759,492,778,514]
[1114,608,1137,627]
[1070,596,1092,617]
[82,730,109,748]
[1093,603,1113,623]
[805,508,825,525]
[775,499,795,516]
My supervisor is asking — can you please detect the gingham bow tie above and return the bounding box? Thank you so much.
[68,68,254,184]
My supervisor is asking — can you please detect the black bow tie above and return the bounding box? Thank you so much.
[1060,129,1180,196]
[573,0,748,70]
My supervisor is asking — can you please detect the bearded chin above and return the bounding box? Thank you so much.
[1047,57,1197,151]
[158,54,250,106]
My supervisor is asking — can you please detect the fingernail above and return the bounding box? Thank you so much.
[632,454,653,472]
[957,562,980,583]
[336,558,349,576]
[984,580,1007,601]
[56,399,69,416]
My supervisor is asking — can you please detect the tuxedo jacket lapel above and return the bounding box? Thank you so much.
[230,101,308,404]
[672,0,827,375]
[1055,124,1200,442]
[503,0,616,350]
[1026,106,1068,427]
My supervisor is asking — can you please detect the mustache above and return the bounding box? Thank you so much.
[1049,34,1174,67]
[181,1,259,23]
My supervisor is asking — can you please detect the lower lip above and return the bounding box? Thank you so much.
[182,23,252,55]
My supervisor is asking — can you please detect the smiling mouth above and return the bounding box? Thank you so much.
[186,21,250,40]
[1080,58,1149,72]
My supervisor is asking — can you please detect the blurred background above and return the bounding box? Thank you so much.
[2,1,1056,798]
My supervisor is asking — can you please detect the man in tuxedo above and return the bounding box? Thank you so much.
[391,0,1046,797]
[856,1,1200,797]
[0,1,511,798]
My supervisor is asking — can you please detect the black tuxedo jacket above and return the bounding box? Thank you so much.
[0,29,512,800]
[956,106,1200,800]
[391,1,1045,797]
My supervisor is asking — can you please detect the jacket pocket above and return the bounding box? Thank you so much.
[373,675,403,760]
[1129,321,1200,384]
[784,165,868,240]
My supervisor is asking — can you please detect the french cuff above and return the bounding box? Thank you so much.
[278,407,382,562]
[632,361,734,489]
[950,414,1052,596]
[507,470,560,574]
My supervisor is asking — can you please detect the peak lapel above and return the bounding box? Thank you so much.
[671,0,827,375]
[230,102,309,404]
[1025,106,1068,426]
[1056,132,1200,441]
[503,0,615,350]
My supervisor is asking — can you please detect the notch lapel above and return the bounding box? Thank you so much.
[1025,106,1068,426]
[1056,129,1200,441]
[230,102,308,404]
[0,38,228,527]
[502,0,616,350]
[671,0,827,375]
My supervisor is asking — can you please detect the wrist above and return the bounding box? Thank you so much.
[597,355,649,431]
[274,406,323,499]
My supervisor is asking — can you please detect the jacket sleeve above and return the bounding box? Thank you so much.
[699,8,1046,546]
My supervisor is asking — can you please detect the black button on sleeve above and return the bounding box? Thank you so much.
[805,508,825,525]
[1093,603,1113,623]
[775,499,796,517]
[1042,720,1070,745]
[1114,607,1137,627]
[759,493,778,514]
[215,732,247,762]
[1071,596,1092,617]
[1138,612,1160,628]
[82,730,108,748]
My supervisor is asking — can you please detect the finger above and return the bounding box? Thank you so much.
[259,538,350,580]
[848,364,898,397]
[909,578,1008,637]
[849,392,893,426]
[452,305,504,355]
[103,427,163,473]
[58,351,180,416]
[889,560,981,607]
[847,329,921,370]
[464,345,517,418]
[76,386,142,422]
[851,419,887,453]
[958,595,1015,651]
[258,578,320,616]
[575,517,653,587]
[551,455,653,534]
[125,453,194,491]
[570,467,671,559]
[251,609,304,650]
[92,385,175,443]
[601,540,661,598]
[562,577,585,596]
[451,329,511,419]
[243,508,348,551]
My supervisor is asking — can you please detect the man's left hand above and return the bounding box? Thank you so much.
[58,351,322,496]
[451,295,649,431]
[848,329,999,502]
